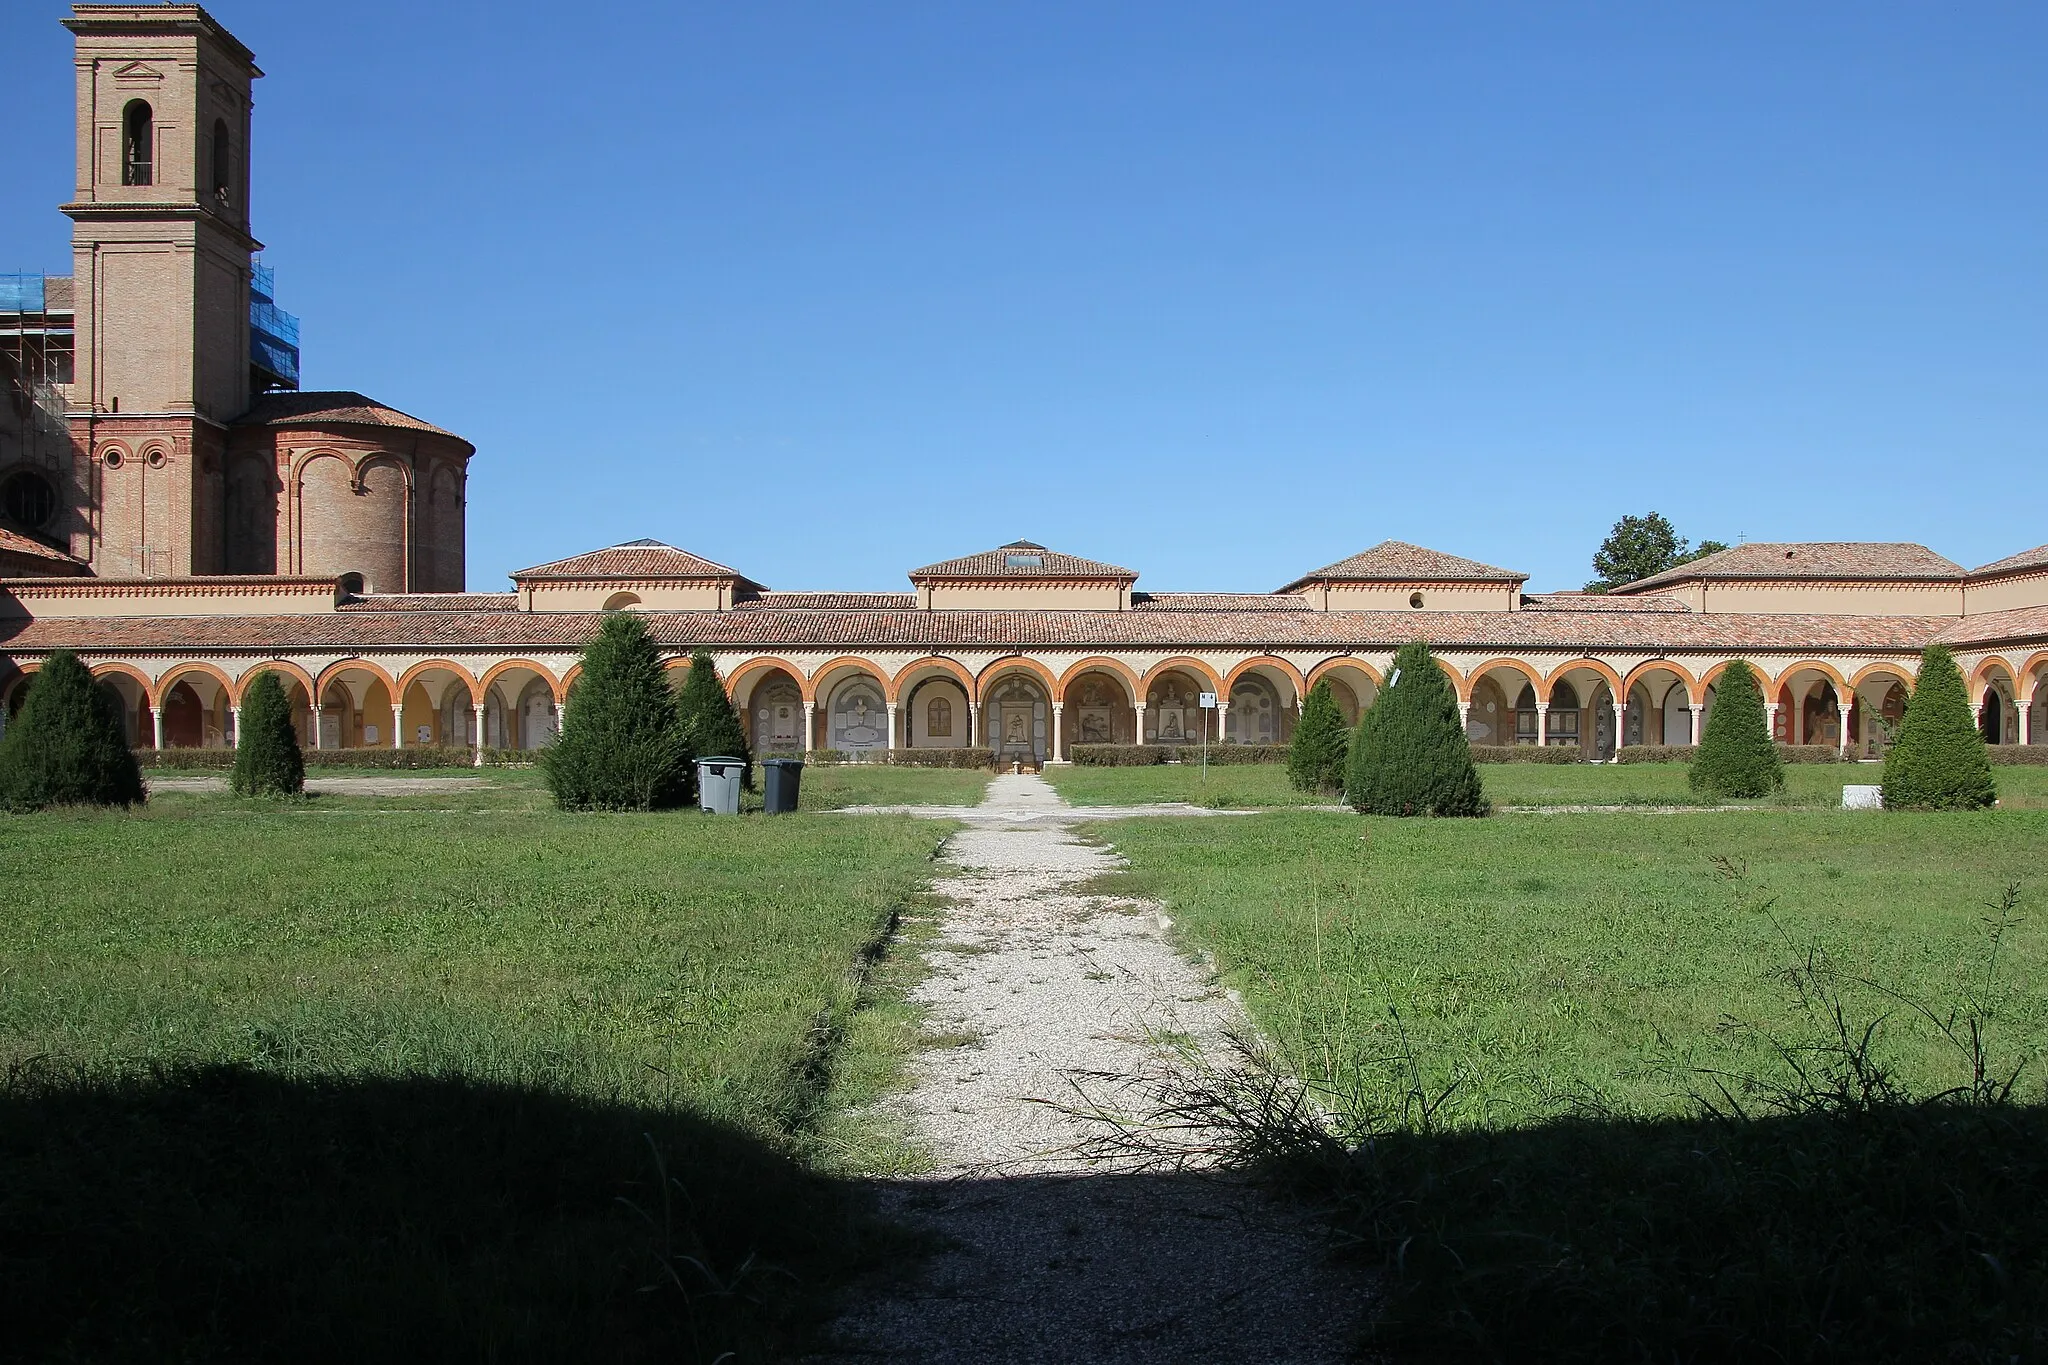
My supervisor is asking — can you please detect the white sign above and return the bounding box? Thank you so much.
[1198,692,1217,709]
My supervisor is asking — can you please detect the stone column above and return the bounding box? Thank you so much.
[1610,701,1626,761]
[1215,701,1230,745]
[2019,701,2032,747]
[1134,702,1146,745]
[803,701,817,752]
[1459,701,1472,734]
[1688,703,1703,745]
[886,703,898,751]
[1837,702,1853,758]
[1535,702,1549,747]
[472,702,486,767]
[1764,702,1780,743]
[151,705,165,750]
[1051,702,1065,763]
[230,704,242,748]
[392,703,405,749]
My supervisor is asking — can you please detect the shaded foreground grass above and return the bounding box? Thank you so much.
[1049,758,2048,809]
[0,796,950,1361]
[1100,809,2048,1359]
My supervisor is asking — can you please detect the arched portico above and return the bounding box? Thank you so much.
[1466,659,1541,746]
[894,657,978,751]
[1138,662,1215,747]
[1974,662,2019,746]
[157,661,238,748]
[1221,658,1303,745]
[1303,658,1380,726]
[91,666,151,747]
[736,663,807,754]
[1545,661,1624,758]
[982,665,1051,765]
[815,661,892,754]
[315,659,400,749]
[1622,663,1697,747]
[1060,665,1136,752]
[475,659,560,751]
[397,661,478,749]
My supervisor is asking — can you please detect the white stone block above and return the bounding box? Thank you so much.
[1842,784,1882,810]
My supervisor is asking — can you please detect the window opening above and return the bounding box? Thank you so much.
[1,471,57,529]
[211,119,231,204]
[122,101,153,185]
[1005,553,1043,569]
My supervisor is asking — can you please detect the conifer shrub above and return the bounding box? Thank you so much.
[229,671,304,797]
[1882,643,1996,811]
[541,615,694,811]
[675,650,751,786]
[1688,660,1783,798]
[1287,679,1350,795]
[0,650,146,810]
[1344,640,1488,817]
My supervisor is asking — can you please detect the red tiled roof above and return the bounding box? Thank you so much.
[1969,544,2048,579]
[737,591,918,610]
[510,539,758,584]
[1938,605,2048,650]
[1618,542,1964,592]
[235,391,469,445]
[1278,541,1525,591]
[1132,592,1314,613]
[0,523,90,574]
[336,592,518,612]
[908,540,1137,582]
[1522,591,1690,614]
[0,604,1959,656]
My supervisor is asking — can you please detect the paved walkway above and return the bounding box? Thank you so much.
[815,773,1363,1363]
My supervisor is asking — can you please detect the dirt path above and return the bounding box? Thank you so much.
[815,772,1364,1363]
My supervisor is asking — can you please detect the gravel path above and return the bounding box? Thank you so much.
[815,773,1365,1363]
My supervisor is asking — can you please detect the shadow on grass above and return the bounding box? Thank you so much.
[1318,1100,2048,1363]
[0,1062,907,1364]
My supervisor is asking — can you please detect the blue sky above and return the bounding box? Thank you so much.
[3,2,2042,593]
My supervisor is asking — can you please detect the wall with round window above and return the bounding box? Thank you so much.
[1,469,58,530]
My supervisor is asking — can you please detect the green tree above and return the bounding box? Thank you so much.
[541,614,695,811]
[1586,513,1729,591]
[1286,678,1350,796]
[675,649,751,774]
[229,670,305,796]
[1688,659,1783,798]
[1344,639,1488,817]
[0,650,146,811]
[1882,643,1996,811]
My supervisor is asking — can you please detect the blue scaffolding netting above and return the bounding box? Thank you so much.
[249,260,300,388]
[1,273,48,312]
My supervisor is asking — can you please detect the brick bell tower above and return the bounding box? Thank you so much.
[62,4,260,577]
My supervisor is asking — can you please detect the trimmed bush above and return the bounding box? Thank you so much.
[133,748,238,770]
[1345,640,1488,817]
[675,650,751,776]
[1778,743,1852,764]
[1989,745,2048,766]
[1616,744,1698,764]
[136,746,527,771]
[1689,661,1783,799]
[875,748,996,769]
[542,614,694,811]
[1288,680,1350,795]
[1071,744,1170,767]
[229,671,304,796]
[1883,643,1996,811]
[0,650,146,811]
[1467,744,1585,765]
[1168,743,1289,765]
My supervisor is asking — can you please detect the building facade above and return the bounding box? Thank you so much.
[3,7,2046,763]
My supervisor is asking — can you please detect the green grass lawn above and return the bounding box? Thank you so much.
[1050,758,2048,810]
[1098,807,2048,1359]
[0,792,952,1362]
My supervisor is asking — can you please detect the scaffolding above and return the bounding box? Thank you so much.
[249,258,300,391]
[0,271,74,480]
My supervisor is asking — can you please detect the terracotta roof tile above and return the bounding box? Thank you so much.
[235,390,468,444]
[1132,592,1314,612]
[0,605,1957,657]
[737,591,918,610]
[1619,542,1964,591]
[908,540,1137,581]
[1969,544,2048,579]
[0,523,90,573]
[1522,591,1690,614]
[1279,541,1525,590]
[1938,605,2048,650]
[336,592,519,612]
[510,539,756,584]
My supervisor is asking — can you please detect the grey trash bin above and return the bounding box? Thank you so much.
[697,756,745,815]
[762,757,804,814]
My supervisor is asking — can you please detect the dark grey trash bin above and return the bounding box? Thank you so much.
[762,757,804,814]
[696,756,745,815]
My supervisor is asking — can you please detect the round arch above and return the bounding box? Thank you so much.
[352,453,416,494]
[979,655,1062,696]
[1543,657,1625,698]
[1621,659,1700,702]
[1464,656,1543,702]
[809,655,893,701]
[1758,658,1847,694]
[88,660,158,705]
[1055,655,1142,693]
[1969,656,2019,703]
[1849,661,1917,693]
[157,660,238,703]
[1303,656,1385,693]
[476,658,560,704]
[1221,655,1306,698]
[234,659,316,702]
[892,655,979,702]
[396,659,479,706]
[1137,656,1222,696]
[726,655,812,705]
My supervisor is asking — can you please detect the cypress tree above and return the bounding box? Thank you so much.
[1882,643,1996,811]
[675,649,751,767]
[230,670,305,797]
[542,614,694,811]
[0,650,146,811]
[1287,678,1350,796]
[1344,639,1488,817]
[1689,659,1783,799]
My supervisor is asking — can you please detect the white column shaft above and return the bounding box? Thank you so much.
[886,703,898,751]
[151,705,165,750]
[803,701,817,752]
[1215,702,1230,744]
[392,703,405,749]
[1134,703,1147,745]
[1688,703,1703,745]
[230,705,242,748]
[1535,702,1549,747]
[2019,702,2033,747]
[1610,702,1625,760]
[472,702,486,767]
[1837,704,1852,757]
[1051,702,1065,762]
